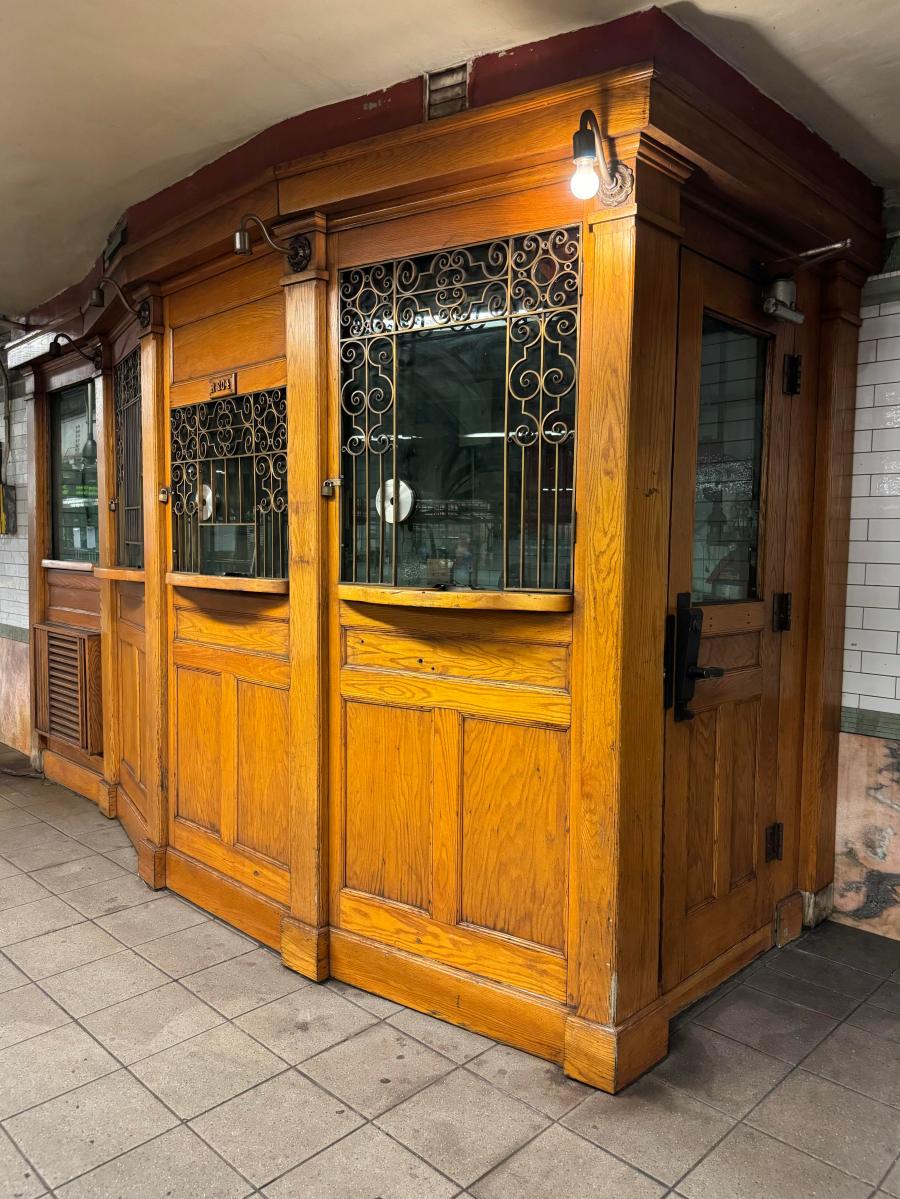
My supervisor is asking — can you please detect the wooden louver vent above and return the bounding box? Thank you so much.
[33,624,102,755]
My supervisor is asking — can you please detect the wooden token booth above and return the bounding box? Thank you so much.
[19,14,882,1091]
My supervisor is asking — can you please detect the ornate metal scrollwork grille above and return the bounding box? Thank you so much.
[170,388,287,579]
[338,225,580,591]
[113,348,143,569]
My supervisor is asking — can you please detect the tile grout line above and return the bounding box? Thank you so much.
[4,771,900,1196]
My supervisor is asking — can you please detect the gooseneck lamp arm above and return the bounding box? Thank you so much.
[570,109,634,206]
[89,276,139,316]
[233,214,312,273]
[49,333,102,371]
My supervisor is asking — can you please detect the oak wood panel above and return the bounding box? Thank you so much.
[118,583,146,630]
[171,294,285,384]
[169,359,287,410]
[338,585,573,613]
[340,602,573,647]
[460,719,568,951]
[173,588,289,621]
[340,667,571,728]
[173,667,222,833]
[168,251,285,328]
[118,638,145,799]
[344,701,432,911]
[46,569,101,630]
[166,848,284,950]
[800,262,863,895]
[330,928,567,1064]
[281,73,650,221]
[344,628,569,691]
[172,641,290,688]
[235,680,290,867]
[698,632,759,671]
[340,890,567,1001]
[175,605,289,658]
[171,816,290,905]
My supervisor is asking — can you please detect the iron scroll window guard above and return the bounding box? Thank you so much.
[170,388,288,580]
[338,224,580,593]
[113,348,143,568]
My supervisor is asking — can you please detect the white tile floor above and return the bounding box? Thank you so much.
[1,746,900,1198]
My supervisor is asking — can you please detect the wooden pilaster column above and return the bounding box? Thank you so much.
[94,348,120,818]
[799,259,865,922]
[135,290,168,886]
[279,214,331,980]
[564,138,691,1091]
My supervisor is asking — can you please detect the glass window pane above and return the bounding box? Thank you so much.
[692,314,768,603]
[393,323,506,589]
[50,383,99,564]
[338,225,580,593]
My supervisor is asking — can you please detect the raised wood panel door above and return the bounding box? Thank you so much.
[116,582,148,817]
[662,252,793,990]
[334,605,572,1002]
[168,589,292,905]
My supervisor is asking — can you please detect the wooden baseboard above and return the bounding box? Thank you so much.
[802,884,833,927]
[281,916,330,981]
[662,922,773,1023]
[564,1006,669,1092]
[330,927,567,1063]
[166,850,284,950]
[97,779,118,818]
[116,787,166,889]
[43,749,101,803]
[775,892,804,947]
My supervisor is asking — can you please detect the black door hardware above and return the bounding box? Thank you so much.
[667,592,725,722]
[765,821,785,863]
[773,592,793,632]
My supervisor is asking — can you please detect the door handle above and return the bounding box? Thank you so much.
[688,664,725,681]
[669,592,724,722]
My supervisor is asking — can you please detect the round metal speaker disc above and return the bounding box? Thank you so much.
[375,478,415,524]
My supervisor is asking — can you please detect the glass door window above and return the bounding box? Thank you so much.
[50,383,99,563]
[691,315,769,603]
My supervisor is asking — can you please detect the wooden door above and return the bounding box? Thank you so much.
[662,251,793,989]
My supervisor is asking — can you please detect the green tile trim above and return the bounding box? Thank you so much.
[841,705,900,740]
[0,622,28,644]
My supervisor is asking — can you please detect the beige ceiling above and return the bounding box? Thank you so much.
[1,0,897,314]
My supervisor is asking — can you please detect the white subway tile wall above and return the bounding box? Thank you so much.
[843,301,900,711]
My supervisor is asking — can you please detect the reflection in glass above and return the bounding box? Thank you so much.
[339,226,579,592]
[50,383,99,563]
[692,315,768,603]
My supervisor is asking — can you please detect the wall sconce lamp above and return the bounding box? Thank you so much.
[48,333,102,371]
[88,276,151,328]
[570,109,633,205]
[233,214,312,274]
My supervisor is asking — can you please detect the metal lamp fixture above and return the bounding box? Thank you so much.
[48,333,102,371]
[570,109,633,206]
[89,275,137,315]
[233,214,312,273]
[88,277,151,328]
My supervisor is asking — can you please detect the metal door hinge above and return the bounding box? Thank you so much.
[321,476,342,498]
[765,821,784,863]
[773,592,793,632]
[783,354,802,396]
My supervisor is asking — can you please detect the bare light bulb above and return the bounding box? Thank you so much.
[570,156,600,200]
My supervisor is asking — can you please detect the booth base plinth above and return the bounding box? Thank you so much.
[281,916,330,981]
